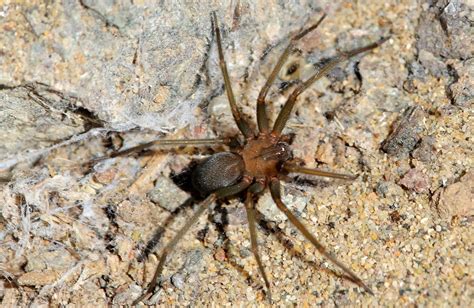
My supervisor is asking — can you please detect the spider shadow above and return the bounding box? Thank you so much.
[207,196,359,296]
[274,175,363,287]
[136,160,204,262]
[136,196,195,262]
[254,212,359,287]
[137,165,358,295]
[207,201,263,293]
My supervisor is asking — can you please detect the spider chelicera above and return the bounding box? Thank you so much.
[127,12,388,304]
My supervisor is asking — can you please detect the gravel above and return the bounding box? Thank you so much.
[1,1,472,306]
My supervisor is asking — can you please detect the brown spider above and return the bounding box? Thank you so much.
[129,12,388,304]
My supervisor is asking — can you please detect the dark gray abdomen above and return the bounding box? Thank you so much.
[192,152,245,195]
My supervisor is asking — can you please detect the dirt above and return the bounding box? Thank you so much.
[1,1,473,307]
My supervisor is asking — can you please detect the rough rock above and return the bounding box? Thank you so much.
[416,0,474,60]
[1,1,473,307]
[148,176,190,212]
[398,168,430,193]
[257,184,308,223]
[448,58,474,107]
[412,136,437,162]
[433,171,474,217]
[382,106,425,157]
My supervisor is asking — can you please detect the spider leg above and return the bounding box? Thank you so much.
[257,13,326,133]
[137,197,195,263]
[272,37,389,135]
[212,12,254,139]
[132,194,215,305]
[283,162,357,180]
[215,175,253,198]
[244,191,272,302]
[133,177,252,305]
[110,138,228,157]
[269,178,374,295]
[88,138,228,164]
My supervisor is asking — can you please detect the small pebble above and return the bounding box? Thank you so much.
[315,142,335,165]
[18,270,61,286]
[93,168,118,185]
[398,168,430,193]
[214,247,226,262]
[412,136,436,162]
[382,106,425,158]
[433,171,474,217]
[148,177,190,212]
[376,181,404,198]
[389,210,402,223]
[171,273,185,290]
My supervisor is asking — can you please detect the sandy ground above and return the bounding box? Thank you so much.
[0,1,473,307]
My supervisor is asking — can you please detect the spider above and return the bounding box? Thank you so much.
[128,12,388,304]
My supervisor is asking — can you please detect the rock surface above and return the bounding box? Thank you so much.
[1,1,473,307]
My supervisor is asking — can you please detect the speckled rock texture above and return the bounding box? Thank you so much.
[1,0,473,306]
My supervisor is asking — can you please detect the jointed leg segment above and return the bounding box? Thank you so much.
[86,138,229,166]
[133,178,252,304]
[132,194,216,305]
[283,163,357,180]
[269,178,373,295]
[272,37,389,135]
[256,13,326,133]
[109,138,229,158]
[244,191,272,302]
[212,12,254,138]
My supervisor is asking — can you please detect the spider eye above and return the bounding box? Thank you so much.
[276,142,292,161]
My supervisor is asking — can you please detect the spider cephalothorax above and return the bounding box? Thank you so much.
[128,12,388,305]
[241,135,292,178]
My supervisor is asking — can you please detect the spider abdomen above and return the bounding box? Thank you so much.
[192,152,245,195]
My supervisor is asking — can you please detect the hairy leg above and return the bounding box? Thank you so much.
[132,194,216,305]
[86,138,228,165]
[111,138,228,158]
